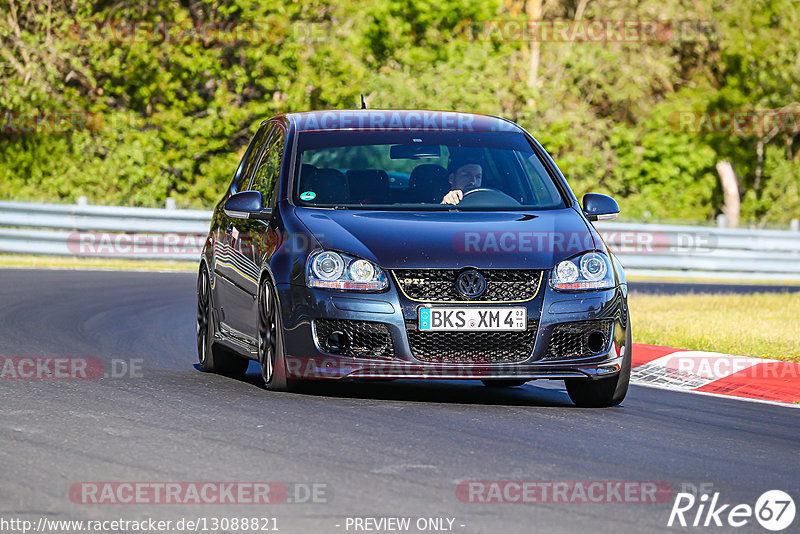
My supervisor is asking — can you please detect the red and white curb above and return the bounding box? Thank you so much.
[631,343,800,406]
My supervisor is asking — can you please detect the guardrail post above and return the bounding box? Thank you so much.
[791,219,799,232]
[165,197,177,210]
[77,196,89,206]
[716,214,727,228]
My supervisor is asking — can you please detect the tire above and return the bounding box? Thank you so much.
[258,278,294,391]
[197,264,249,377]
[565,323,632,407]
[481,379,528,387]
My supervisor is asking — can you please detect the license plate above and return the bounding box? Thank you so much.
[418,307,527,331]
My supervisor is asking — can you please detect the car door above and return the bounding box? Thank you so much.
[213,123,272,347]
[234,124,287,339]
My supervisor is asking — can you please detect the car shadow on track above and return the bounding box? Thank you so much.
[290,379,578,408]
[195,363,578,408]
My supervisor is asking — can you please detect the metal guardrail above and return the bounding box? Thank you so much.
[0,201,212,261]
[1,200,799,280]
[594,221,800,281]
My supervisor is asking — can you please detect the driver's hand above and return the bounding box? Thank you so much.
[441,190,463,205]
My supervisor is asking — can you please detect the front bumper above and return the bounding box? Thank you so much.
[283,354,626,381]
[277,280,629,381]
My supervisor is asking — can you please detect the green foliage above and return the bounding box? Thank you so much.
[741,146,800,226]
[0,0,798,224]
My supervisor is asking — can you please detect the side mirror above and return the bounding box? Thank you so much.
[582,193,619,221]
[224,191,271,220]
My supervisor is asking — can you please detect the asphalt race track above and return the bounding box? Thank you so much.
[1,269,798,534]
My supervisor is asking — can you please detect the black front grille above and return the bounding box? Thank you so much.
[313,319,394,360]
[406,321,538,364]
[544,320,612,360]
[393,269,542,302]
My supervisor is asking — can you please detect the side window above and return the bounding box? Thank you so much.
[249,126,285,208]
[232,124,270,193]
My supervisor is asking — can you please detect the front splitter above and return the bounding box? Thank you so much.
[283,354,624,381]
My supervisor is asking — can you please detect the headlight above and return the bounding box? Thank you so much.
[550,252,614,291]
[306,250,387,290]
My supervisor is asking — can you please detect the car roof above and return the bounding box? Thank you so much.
[278,109,523,133]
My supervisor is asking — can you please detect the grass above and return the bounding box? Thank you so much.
[629,292,800,363]
[0,254,195,272]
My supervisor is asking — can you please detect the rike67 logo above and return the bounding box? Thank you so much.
[668,490,795,531]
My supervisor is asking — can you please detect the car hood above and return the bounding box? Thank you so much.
[294,207,597,269]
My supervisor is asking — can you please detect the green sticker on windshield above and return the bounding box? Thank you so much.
[300,191,316,201]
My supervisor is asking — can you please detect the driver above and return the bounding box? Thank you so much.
[441,159,483,205]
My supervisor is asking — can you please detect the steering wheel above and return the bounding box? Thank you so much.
[457,188,521,208]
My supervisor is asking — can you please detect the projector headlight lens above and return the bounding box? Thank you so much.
[311,251,344,281]
[550,252,614,291]
[580,253,607,281]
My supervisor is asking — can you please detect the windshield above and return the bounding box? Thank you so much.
[292,130,566,210]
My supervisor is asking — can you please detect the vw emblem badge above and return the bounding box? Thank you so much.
[456,269,487,298]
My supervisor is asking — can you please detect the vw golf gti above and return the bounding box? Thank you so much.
[197,109,631,407]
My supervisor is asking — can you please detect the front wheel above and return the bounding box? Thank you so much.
[258,278,294,391]
[565,325,632,408]
[565,375,626,407]
[197,264,249,376]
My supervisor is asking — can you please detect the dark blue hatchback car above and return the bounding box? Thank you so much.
[197,110,631,407]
